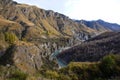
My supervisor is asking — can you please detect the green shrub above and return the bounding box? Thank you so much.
[87,64,101,79]
[45,70,59,79]
[114,55,120,66]
[5,32,18,44]
[69,74,78,80]
[58,54,120,80]
[9,70,27,80]
[100,54,116,77]
[58,74,71,80]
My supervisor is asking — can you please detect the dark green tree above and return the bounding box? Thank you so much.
[100,54,116,77]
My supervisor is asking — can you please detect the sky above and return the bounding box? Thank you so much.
[13,0,120,24]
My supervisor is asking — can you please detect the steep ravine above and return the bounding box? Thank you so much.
[56,32,120,66]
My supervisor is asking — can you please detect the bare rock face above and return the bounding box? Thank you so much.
[0,41,42,73]
[12,41,42,73]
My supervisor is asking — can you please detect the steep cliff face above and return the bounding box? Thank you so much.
[0,41,42,73]
[13,41,43,73]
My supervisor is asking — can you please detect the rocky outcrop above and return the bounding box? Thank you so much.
[13,41,42,73]
[0,41,42,73]
[33,38,70,57]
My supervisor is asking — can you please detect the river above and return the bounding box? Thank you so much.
[50,47,70,68]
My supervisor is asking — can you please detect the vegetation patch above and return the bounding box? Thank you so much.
[39,54,120,80]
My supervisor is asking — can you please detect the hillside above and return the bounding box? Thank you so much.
[57,32,120,64]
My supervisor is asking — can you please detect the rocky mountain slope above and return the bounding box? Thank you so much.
[0,41,42,73]
[57,32,120,65]
[0,0,120,44]
[0,0,97,40]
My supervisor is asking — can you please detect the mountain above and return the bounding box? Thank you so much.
[76,19,120,32]
[0,0,97,40]
[0,0,120,79]
[0,0,120,43]
[57,32,120,65]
